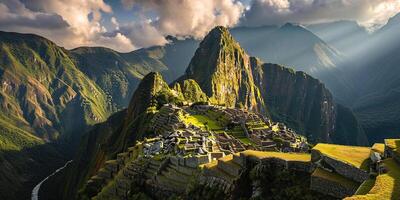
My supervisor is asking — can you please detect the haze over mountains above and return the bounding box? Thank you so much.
[0,10,400,200]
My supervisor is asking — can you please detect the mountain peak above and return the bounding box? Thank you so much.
[126,72,169,120]
[199,26,233,47]
[209,25,229,34]
[178,26,262,110]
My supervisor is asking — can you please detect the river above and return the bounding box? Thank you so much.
[31,160,73,200]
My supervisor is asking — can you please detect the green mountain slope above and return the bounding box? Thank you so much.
[61,72,176,199]
[0,31,198,199]
[0,31,116,199]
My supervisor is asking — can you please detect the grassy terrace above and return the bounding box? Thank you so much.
[313,144,371,170]
[241,150,311,162]
[312,168,359,189]
[181,114,222,130]
[371,143,385,155]
[385,139,400,153]
[345,158,400,200]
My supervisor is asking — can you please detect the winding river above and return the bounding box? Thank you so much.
[31,160,73,200]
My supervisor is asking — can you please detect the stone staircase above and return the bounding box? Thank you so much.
[201,153,246,193]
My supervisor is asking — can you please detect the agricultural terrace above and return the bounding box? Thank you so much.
[180,114,222,130]
[313,144,371,170]
[371,143,385,155]
[345,158,400,200]
[241,150,311,162]
[385,139,400,154]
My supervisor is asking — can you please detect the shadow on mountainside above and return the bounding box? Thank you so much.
[0,142,70,200]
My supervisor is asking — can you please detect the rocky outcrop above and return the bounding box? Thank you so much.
[173,79,208,103]
[176,26,263,111]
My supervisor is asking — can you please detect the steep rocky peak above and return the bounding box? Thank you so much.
[185,26,246,76]
[181,26,261,110]
[126,72,169,120]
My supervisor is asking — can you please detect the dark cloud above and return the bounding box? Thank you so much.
[0,0,69,30]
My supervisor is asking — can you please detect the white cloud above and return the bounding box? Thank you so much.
[0,0,135,52]
[241,0,400,28]
[118,20,168,48]
[121,0,245,39]
[111,17,120,30]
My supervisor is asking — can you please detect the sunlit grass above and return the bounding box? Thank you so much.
[385,139,400,153]
[371,143,385,155]
[313,143,371,170]
[181,114,222,130]
[345,158,400,200]
[241,150,311,162]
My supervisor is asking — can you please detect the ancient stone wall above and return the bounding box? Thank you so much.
[310,174,358,199]
[323,156,368,183]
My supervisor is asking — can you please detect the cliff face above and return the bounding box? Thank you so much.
[251,60,367,145]
[177,26,263,110]
[252,61,335,142]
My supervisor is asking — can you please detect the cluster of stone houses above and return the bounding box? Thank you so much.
[192,104,309,152]
[142,130,225,162]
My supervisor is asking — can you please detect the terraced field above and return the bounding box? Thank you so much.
[346,158,400,200]
[241,150,311,162]
[313,144,371,170]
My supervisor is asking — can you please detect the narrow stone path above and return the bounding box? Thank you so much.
[31,160,73,200]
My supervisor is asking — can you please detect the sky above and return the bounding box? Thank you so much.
[0,0,399,52]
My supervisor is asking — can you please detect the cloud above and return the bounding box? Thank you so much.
[0,0,68,29]
[0,0,135,52]
[121,0,245,39]
[118,19,168,48]
[241,0,400,27]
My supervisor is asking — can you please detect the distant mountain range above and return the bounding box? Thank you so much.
[308,14,400,143]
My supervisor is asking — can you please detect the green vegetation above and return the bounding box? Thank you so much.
[178,26,261,110]
[354,179,376,195]
[385,139,400,153]
[0,115,42,151]
[241,150,311,162]
[180,114,222,130]
[180,79,208,103]
[346,158,400,200]
[313,144,371,170]
[312,168,359,189]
